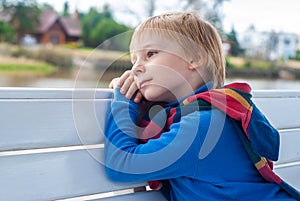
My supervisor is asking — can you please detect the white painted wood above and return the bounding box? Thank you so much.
[97,191,168,200]
[0,87,113,99]
[252,97,300,129]
[274,165,300,191]
[0,99,110,151]
[0,88,299,200]
[252,90,300,98]
[276,129,300,165]
[252,90,300,130]
[0,88,163,200]
[0,148,147,201]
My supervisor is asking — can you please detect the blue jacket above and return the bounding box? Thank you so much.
[104,85,295,201]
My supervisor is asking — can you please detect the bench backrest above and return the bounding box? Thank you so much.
[0,88,299,200]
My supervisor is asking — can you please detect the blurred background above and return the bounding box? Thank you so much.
[0,0,300,89]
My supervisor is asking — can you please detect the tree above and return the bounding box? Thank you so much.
[117,0,156,21]
[181,0,230,34]
[112,0,229,33]
[81,7,106,47]
[62,1,70,17]
[0,0,40,43]
[39,2,54,10]
[102,4,112,19]
[91,18,129,50]
[226,26,241,56]
[0,20,14,42]
[81,4,130,48]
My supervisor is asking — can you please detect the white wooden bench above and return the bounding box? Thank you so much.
[0,87,299,201]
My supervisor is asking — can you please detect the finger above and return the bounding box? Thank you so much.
[124,81,138,99]
[134,91,143,103]
[118,70,131,87]
[108,78,119,89]
[120,75,134,94]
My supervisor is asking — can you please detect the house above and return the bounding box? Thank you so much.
[34,9,81,45]
[276,32,299,61]
[238,26,299,61]
[0,8,81,45]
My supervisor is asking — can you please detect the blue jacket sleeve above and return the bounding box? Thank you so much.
[104,88,201,182]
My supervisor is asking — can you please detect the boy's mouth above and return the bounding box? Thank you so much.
[138,79,151,89]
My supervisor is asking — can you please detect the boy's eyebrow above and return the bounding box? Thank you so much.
[138,43,162,49]
[132,41,167,50]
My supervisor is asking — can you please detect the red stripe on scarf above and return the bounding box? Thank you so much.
[167,108,177,127]
[184,89,253,138]
[140,120,164,142]
[258,165,283,183]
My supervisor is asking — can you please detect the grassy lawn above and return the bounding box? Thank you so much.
[226,56,275,70]
[0,63,55,74]
[0,54,56,75]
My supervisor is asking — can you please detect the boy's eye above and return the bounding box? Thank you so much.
[146,51,158,58]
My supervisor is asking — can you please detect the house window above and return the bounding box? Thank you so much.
[284,38,291,46]
[50,35,60,44]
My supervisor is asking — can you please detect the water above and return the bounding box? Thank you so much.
[1,68,300,90]
[0,68,122,88]
[226,78,300,90]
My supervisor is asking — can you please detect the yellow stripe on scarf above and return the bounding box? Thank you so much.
[214,88,253,111]
[255,157,268,169]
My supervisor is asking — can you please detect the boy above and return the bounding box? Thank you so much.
[105,11,299,200]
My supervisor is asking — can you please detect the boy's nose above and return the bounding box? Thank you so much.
[132,61,145,76]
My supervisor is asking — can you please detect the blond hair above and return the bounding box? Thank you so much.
[130,11,225,88]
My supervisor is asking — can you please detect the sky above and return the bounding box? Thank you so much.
[36,0,300,34]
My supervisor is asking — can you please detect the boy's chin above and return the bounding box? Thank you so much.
[142,91,161,102]
[142,90,175,103]
[143,94,158,102]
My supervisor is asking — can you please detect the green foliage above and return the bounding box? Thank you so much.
[0,21,14,42]
[0,63,55,74]
[293,50,300,61]
[1,0,41,43]
[37,49,73,68]
[180,0,230,33]
[81,7,106,47]
[91,19,130,50]
[243,59,273,69]
[81,5,130,49]
[11,46,31,57]
[244,60,252,69]
[62,1,70,17]
[225,27,241,56]
[225,58,235,69]
[10,46,73,68]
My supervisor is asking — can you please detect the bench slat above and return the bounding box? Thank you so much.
[253,97,300,129]
[97,191,167,201]
[0,99,110,151]
[276,129,300,165]
[0,87,113,99]
[1,89,299,151]
[252,90,300,98]
[0,148,147,201]
[274,165,300,191]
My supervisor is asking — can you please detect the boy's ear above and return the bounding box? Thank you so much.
[188,57,205,70]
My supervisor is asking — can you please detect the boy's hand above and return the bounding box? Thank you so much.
[109,70,143,103]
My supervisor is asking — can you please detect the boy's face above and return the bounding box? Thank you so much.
[130,34,200,103]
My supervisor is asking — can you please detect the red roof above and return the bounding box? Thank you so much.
[59,17,81,37]
[37,8,81,37]
[37,9,58,33]
[0,8,15,22]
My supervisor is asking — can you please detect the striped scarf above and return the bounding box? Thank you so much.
[139,82,300,200]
